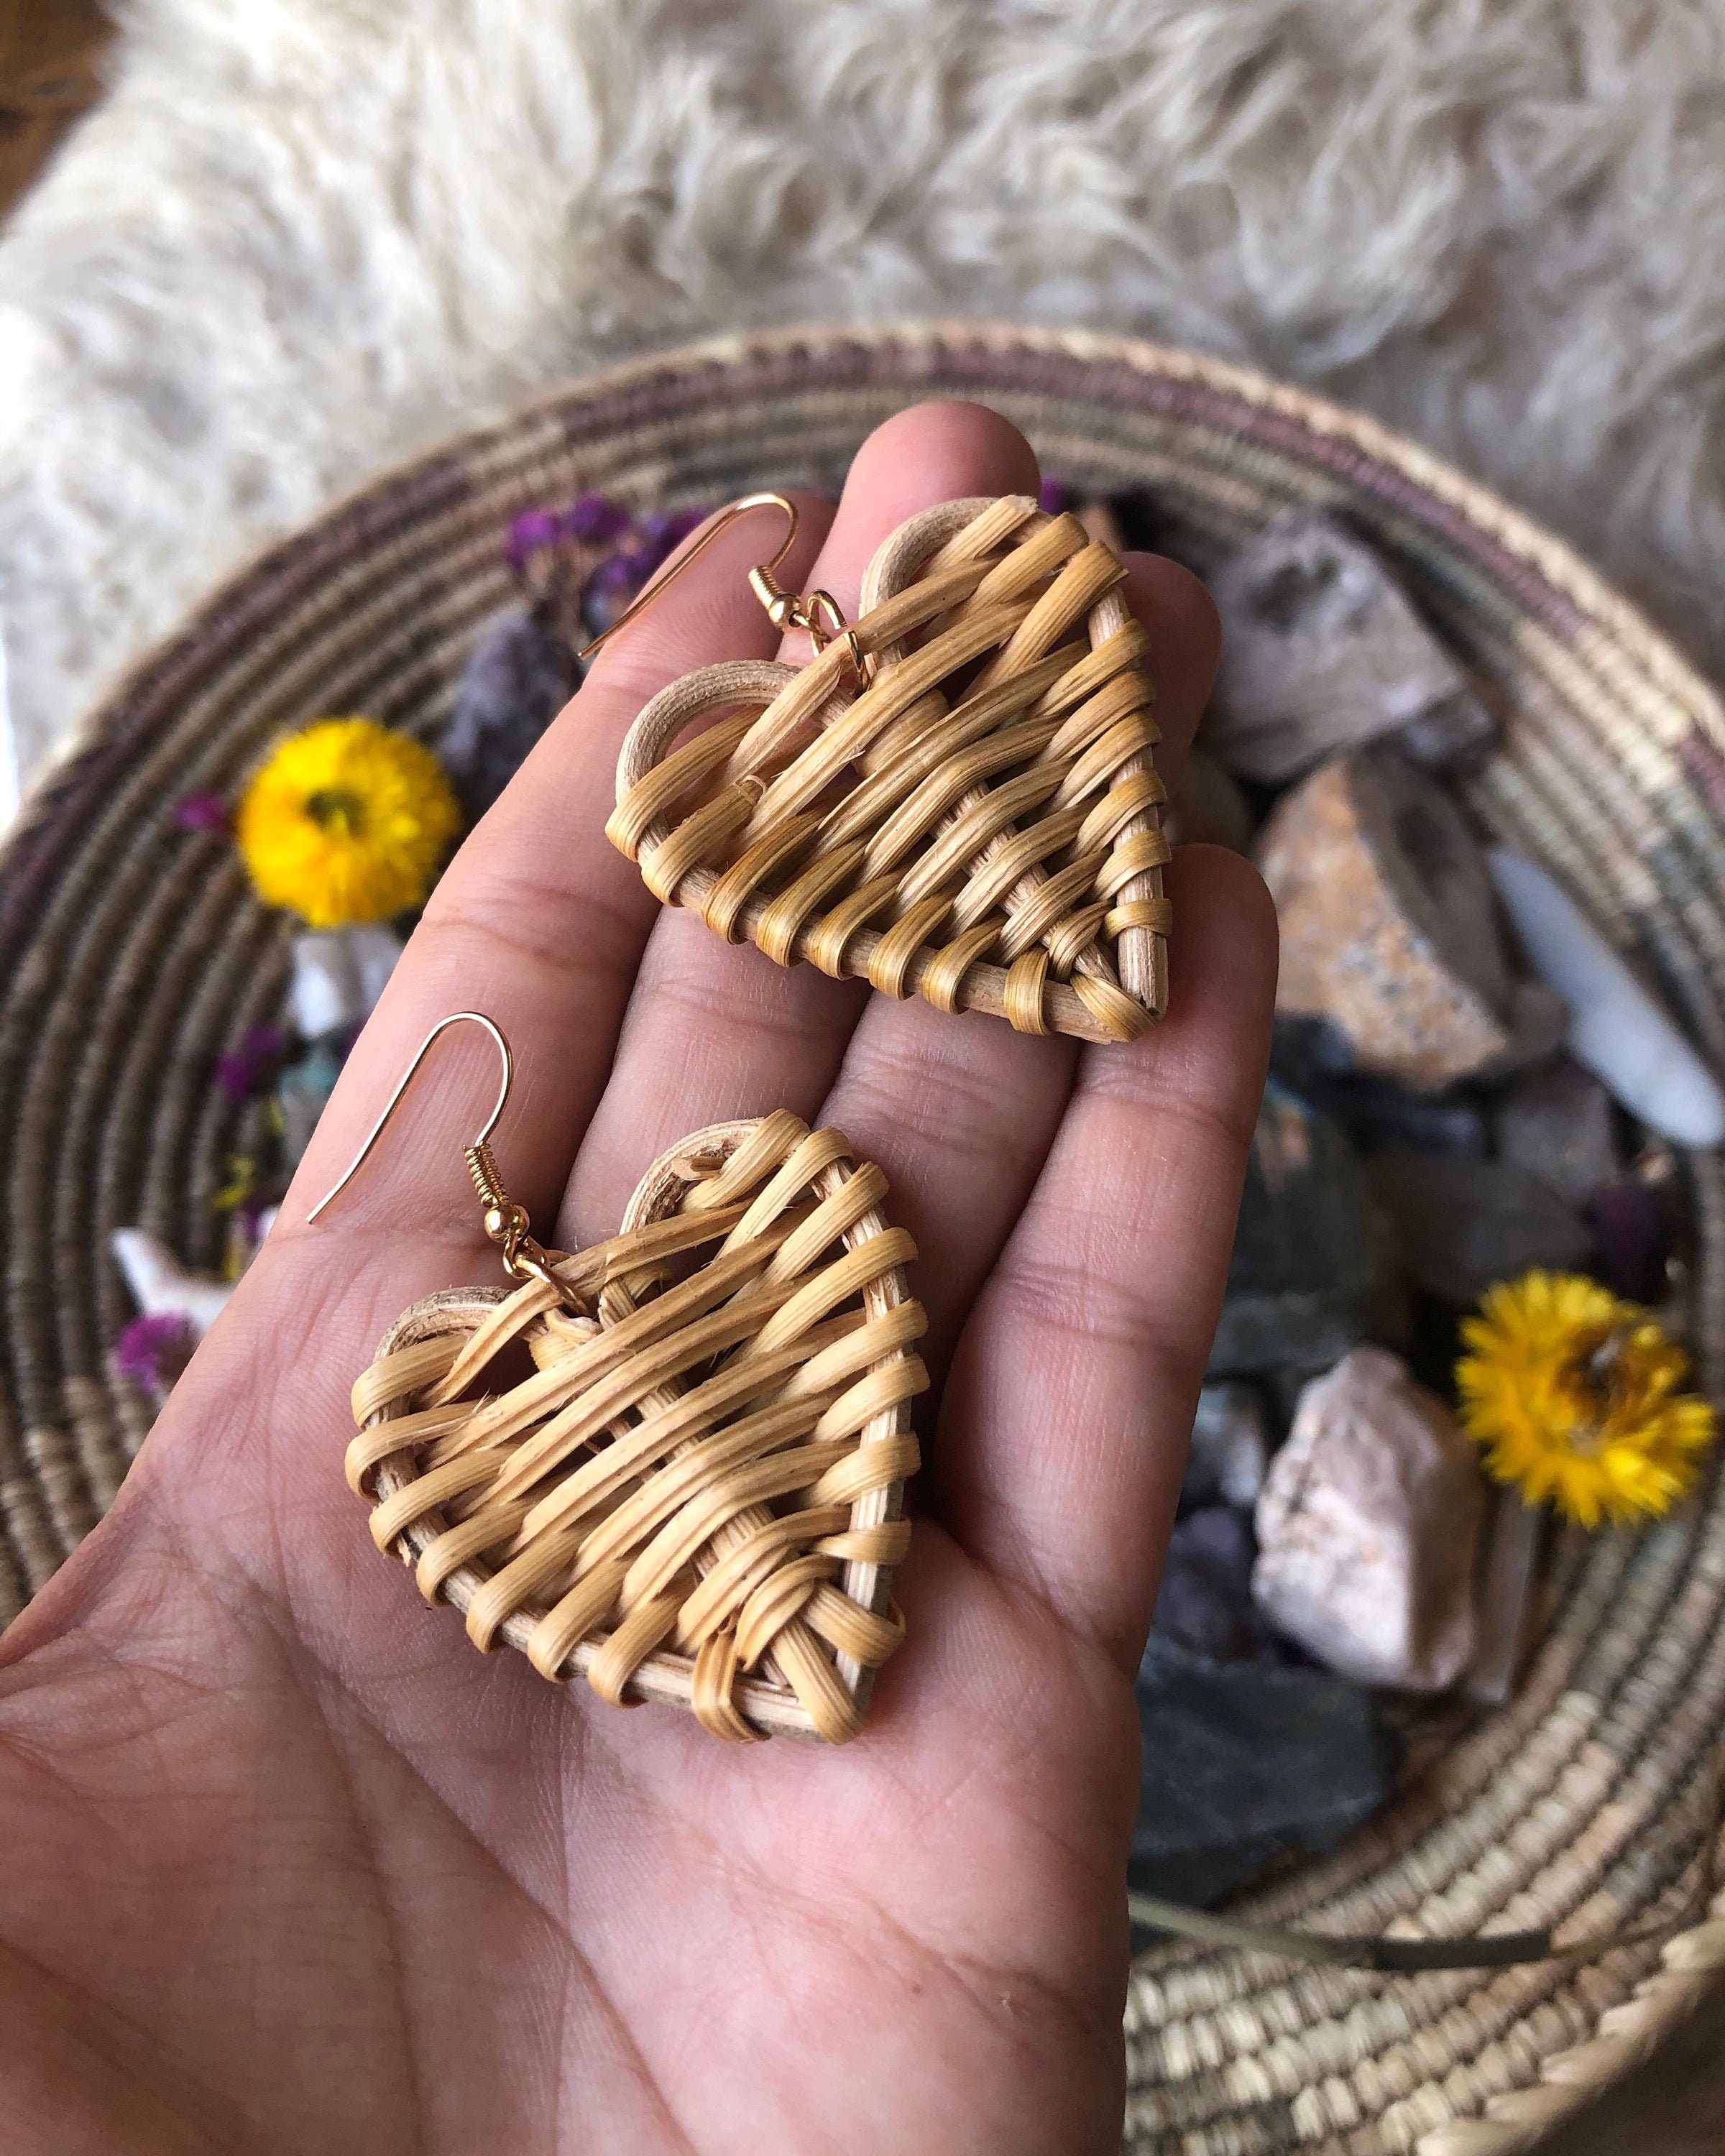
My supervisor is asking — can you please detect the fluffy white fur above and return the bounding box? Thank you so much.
[2,0,1724,779]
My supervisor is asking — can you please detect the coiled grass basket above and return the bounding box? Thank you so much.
[4,323,1724,2155]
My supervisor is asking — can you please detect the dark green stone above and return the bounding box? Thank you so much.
[1208,1078,1392,1376]
[1131,1634,1397,1909]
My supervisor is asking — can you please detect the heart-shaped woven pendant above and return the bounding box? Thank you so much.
[606,495,1169,1044]
[346,1112,926,1742]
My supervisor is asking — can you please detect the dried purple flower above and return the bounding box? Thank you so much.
[177,791,232,835]
[591,547,653,594]
[507,493,636,574]
[635,506,707,568]
[1039,477,1075,516]
[566,492,631,545]
[579,548,659,640]
[239,1193,276,1243]
[112,1311,197,1393]
[505,510,564,574]
[215,1025,287,1105]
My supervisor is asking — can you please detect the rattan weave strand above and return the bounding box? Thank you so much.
[5,323,1725,2151]
[349,1111,923,1743]
[608,494,1168,1041]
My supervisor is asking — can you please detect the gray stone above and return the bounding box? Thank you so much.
[1496,1056,1620,1206]
[1370,1148,1591,1306]
[1152,1508,1268,1662]
[1212,1287,1368,1381]
[1132,1632,1397,1909]
[1164,745,1255,852]
[1187,1383,1271,1508]
[1269,1013,1361,1080]
[1254,1346,1485,1691]
[1284,1066,1489,1159]
[1477,979,1568,1082]
[1466,1491,1545,1707]
[1256,747,1532,1091]
[1210,1079,1392,1376]
[441,605,579,821]
[1204,510,1496,785]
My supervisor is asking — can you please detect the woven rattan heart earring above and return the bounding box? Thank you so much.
[313,1012,928,1743]
[582,492,1169,1044]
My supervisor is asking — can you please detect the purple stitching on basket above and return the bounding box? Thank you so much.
[176,791,231,835]
[504,510,565,571]
[215,1026,287,1105]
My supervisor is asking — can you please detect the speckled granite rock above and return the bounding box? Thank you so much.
[1256,745,1560,1090]
[1204,510,1496,784]
[1254,1345,1485,1691]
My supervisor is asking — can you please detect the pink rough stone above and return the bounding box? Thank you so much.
[1253,1346,1484,1691]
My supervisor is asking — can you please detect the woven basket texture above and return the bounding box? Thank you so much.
[2,322,1724,2154]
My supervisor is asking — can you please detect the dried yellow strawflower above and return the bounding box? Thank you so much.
[1456,1270,1714,1529]
[235,718,460,929]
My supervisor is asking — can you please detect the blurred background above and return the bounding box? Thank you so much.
[4,1,1725,798]
[4,5,1725,2151]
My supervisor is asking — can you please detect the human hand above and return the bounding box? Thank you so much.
[0,402,1274,2155]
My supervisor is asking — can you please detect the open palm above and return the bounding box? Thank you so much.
[0,403,1274,2155]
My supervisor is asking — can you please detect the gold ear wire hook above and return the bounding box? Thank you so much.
[308,1012,511,1222]
[306,1013,571,1301]
[574,492,869,681]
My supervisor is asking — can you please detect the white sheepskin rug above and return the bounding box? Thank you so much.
[2,0,1724,783]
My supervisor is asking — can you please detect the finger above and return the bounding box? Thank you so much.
[558,400,1043,1240]
[813,543,1224,1384]
[257,493,834,1310]
[795,400,1041,624]
[130,499,839,1607]
[934,844,1278,1673]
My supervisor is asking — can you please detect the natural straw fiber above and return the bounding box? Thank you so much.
[609,494,1169,1041]
[350,1110,924,1744]
[3,323,1724,2150]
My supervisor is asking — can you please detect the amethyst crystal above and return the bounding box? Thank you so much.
[440,607,580,821]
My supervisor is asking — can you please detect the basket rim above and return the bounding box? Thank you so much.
[9,318,1721,892]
